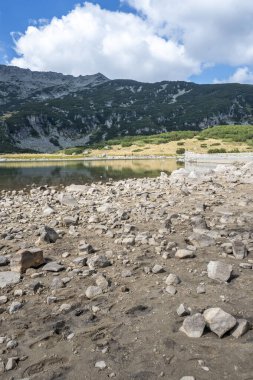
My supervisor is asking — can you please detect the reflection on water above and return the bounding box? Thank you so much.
[0,159,182,190]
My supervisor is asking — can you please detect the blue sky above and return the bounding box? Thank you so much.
[1,0,253,84]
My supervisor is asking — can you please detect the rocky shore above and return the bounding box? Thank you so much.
[0,162,253,380]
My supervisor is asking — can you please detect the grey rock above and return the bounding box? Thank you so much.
[87,255,111,270]
[5,357,18,371]
[121,269,132,278]
[86,286,102,299]
[165,285,177,295]
[207,261,232,282]
[63,215,79,226]
[175,249,194,259]
[196,284,206,294]
[188,232,215,248]
[38,226,59,244]
[180,313,206,338]
[58,193,78,207]
[231,319,250,338]
[42,262,65,272]
[0,256,9,266]
[51,277,65,289]
[177,304,190,317]
[152,264,165,274]
[0,296,8,304]
[9,301,23,314]
[203,307,237,338]
[0,271,21,289]
[165,273,181,285]
[232,240,247,259]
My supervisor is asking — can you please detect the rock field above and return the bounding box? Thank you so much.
[0,162,253,379]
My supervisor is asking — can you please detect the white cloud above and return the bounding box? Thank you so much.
[125,0,253,66]
[214,67,253,84]
[10,1,253,83]
[10,2,199,82]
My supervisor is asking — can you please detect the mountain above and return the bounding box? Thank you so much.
[0,65,253,152]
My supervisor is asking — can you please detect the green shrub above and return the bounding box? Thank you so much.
[177,141,185,146]
[210,142,221,146]
[207,148,227,153]
[176,148,185,154]
[200,144,207,148]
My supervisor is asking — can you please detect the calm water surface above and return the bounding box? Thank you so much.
[0,159,183,190]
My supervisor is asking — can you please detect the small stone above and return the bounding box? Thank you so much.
[6,339,18,349]
[95,360,107,370]
[47,296,57,305]
[0,296,8,304]
[86,286,102,299]
[121,269,132,278]
[63,215,79,226]
[165,273,181,285]
[59,303,72,312]
[231,319,250,338]
[43,205,55,216]
[207,261,232,282]
[177,304,190,317]
[42,262,65,272]
[165,285,177,295]
[152,264,165,274]
[239,263,252,269]
[38,225,59,244]
[196,284,206,294]
[62,252,70,258]
[79,241,95,254]
[180,313,206,338]
[51,277,65,289]
[0,256,9,266]
[203,307,237,338]
[9,301,23,314]
[175,249,194,259]
[95,275,109,289]
[5,357,18,371]
[180,377,195,380]
[87,255,111,270]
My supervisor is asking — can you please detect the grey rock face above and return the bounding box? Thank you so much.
[180,313,206,338]
[87,255,111,270]
[0,256,9,266]
[207,261,232,282]
[203,307,237,338]
[0,272,21,289]
[165,273,181,285]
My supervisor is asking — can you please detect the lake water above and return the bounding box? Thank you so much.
[0,159,183,191]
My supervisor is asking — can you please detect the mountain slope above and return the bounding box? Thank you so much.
[0,65,253,152]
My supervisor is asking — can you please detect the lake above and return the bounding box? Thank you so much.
[0,159,183,190]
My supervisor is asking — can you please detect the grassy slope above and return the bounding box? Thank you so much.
[1,125,253,159]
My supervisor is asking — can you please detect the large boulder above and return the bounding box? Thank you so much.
[207,261,232,282]
[180,313,206,338]
[203,307,237,338]
[11,248,44,273]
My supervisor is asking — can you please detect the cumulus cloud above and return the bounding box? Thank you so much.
[125,0,253,66]
[214,67,253,84]
[10,1,253,82]
[10,2,199,82]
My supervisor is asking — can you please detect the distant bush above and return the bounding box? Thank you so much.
[228,148,240,153]
[208,148,227,153]
[210,142,221,146]
[132,148,143,152]
[121,141,133,147]
[176,148,185,154]
[200,144,207,148]
[177,141,185,146]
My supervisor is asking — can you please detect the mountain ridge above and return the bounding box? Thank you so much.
[0,65,253,153]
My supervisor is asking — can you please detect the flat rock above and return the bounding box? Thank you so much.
[165,285,177,295]
[207,261,233,282]
[180,313,206,338]
[42,262,65,272]
[203,307,237,338]
[0,272,21,289]
[177,304,190,317]
[175,249,194,259]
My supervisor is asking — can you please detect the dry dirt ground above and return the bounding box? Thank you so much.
[0,163,253,380]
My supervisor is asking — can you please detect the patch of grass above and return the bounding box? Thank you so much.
[208,148,227,154]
